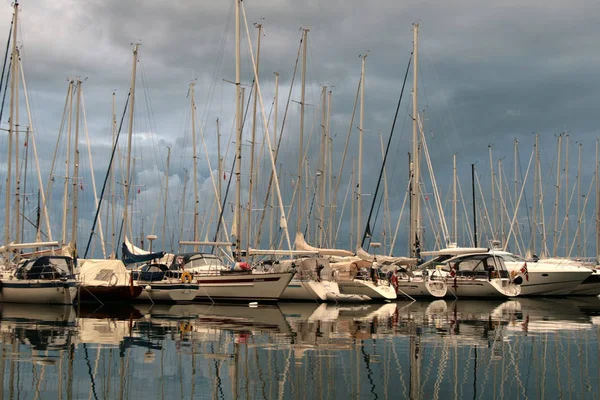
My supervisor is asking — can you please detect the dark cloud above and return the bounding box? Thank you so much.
[0,0,598,257]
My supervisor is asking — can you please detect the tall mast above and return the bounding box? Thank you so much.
[234,0,242,261]
[162,147,171,249]
[327,89,333,247]
[70,79,82,251]
[452,154,457,244]
[533,134,539,256]
[190,81,199,252]
[596,137,600,263]
[357,54,366,250]
[123,44,140,247]
[472,163,477,247]
[577,142,582,258]
[553,133,562,257]
[318,85,327,247]
[217,118,222,215]
[111,91,117,255]
[409,23,420,257]
[489,145,496,241]
[61,81,74,245]
[4,3,18,248]
[13,45,20,247]
[247,23,262,251]
[565,134,569,256]
[179,169,188,253]
[498,159,504,245]
[269,73,279,248]
[297,28,308,234]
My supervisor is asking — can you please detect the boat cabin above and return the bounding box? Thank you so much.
[15,256,75,280]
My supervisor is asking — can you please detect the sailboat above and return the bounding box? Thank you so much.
[170,0,294,302]
[0,3,78,305]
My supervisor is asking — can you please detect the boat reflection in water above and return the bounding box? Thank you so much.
[0,298,598,398]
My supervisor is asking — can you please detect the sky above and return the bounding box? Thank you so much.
[0,0,599,259]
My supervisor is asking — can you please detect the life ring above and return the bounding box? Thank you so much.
[109,273,118,287]
[181,271,193,284]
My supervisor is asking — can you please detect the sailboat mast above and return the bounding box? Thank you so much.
[452,154,457,244]
[357,54,366,250]
[234,0,242,261]
[533,133,539,256]
[247,23,262,251]
[472,163,477,247]
[596,136,600,263]
[162,147,171,249]
[190,81,199,252]
[577,142,582,258]
[4,3,17,251]
[13,45,20,247]
[410,23,420,257]
[61,81,74,245]
[318,85,327,247]
[70,79,82,251]
[489,145,496,242]
[553,133,562,257]
[111,91,117,255]
[565,134,569,255]
[269,73,278,248]
[123,44,140,247]
[297,28,308,234]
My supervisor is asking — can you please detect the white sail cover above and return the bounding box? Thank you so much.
[356,247,418,267]
[125,236,150,255]
[294,232,354,257]
[79,259,132,287]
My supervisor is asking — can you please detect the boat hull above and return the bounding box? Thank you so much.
[322,281,369,302]
[78,285,143,303]
[570,271,600,295]
[0,280,78,305]
[137,283,199,302]
[337,280,397,300]
[396,279,447,298]
[194,272,294,302]
[517,269,592,296]
[280,279,328,301]
[446,278,520,298]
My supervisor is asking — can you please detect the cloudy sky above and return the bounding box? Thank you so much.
[0,0,599,259]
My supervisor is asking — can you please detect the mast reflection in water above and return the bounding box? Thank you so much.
[0,298,598,399]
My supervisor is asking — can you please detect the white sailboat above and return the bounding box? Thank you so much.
[0,4,78,304]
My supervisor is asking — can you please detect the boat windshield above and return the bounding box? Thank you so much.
[448,254,509,278]
[185,254,226,269]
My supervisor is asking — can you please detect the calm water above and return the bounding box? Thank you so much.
[0,298,599,399]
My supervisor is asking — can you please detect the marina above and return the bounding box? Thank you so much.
[1,1,600,397]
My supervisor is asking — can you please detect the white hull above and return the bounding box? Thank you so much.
[446,278,520,298]
[337,280,397,300]
[194,272,294,301]
[504,261,592,296]
[138,283,199,302]
[0,280,78,305]
[571,271,600,295]
[396,279,447,298]
[280,279,328,301]
[518,269,592,296]
[322,281,369,302]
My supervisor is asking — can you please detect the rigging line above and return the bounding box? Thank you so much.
[211,79,254,250]
[253,34,303,242]
[361,52,413,249]
[0,17,12,124]
[84,92,130,258]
